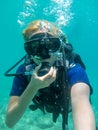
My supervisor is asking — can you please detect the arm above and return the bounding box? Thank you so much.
[5,82,38,128]
[5,66,56,128]
[71,83,96,130]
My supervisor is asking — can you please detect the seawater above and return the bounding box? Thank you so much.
[0,0,98,129]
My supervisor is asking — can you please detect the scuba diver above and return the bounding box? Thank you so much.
[5,20,96,130]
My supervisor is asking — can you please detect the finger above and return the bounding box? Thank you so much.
[49,67,57,82]
[33,64,42,76]
[52,67,57,78]
[42,67,54,79]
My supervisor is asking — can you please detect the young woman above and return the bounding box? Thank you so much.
[5,20,96,130]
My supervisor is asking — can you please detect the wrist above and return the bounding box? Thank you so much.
[28,80,39,91]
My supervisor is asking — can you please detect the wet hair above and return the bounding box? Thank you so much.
[22,20,69,44]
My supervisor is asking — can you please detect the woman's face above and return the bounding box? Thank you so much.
[27,31,60,65]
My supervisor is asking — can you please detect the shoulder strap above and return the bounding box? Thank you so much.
[72,52,86,69]
[63,43,86,70]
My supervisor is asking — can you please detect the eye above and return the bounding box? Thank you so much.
[31,41,39,48]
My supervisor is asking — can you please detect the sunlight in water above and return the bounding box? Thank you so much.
[17,0,73,28]
[17,0,38,27]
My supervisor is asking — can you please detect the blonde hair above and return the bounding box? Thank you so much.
[23,20,68,42]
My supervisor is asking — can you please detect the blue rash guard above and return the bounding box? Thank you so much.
[10,63,92,96]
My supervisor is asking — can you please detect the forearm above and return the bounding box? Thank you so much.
[6,82,38,128]
[71,83,96,130]
[6,66,56,128]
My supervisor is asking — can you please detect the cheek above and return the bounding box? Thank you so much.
[32,58,41,65]
[50,53,57,60]
[49,54,57,63]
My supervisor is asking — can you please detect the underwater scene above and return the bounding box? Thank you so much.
[0,0,98,129]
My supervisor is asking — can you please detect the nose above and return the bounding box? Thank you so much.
[36,44,50,59]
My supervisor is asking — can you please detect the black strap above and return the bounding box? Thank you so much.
[4,55,26,76]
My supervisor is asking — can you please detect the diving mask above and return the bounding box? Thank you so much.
[24,33,61,58]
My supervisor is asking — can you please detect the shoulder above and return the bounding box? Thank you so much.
[16,64,26,73]
[67,63,92,91]
[10,64,28,96]
[13,64,28,86]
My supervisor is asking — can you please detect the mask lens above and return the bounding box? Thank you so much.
[24,39,40,55]
[31,40,39,49]
[45,38,60,52]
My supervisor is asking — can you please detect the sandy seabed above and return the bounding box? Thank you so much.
[0,98,73,130]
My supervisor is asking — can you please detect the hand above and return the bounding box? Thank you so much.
[30,64,57,90]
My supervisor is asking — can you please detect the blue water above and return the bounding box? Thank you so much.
[0,0,98,129]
